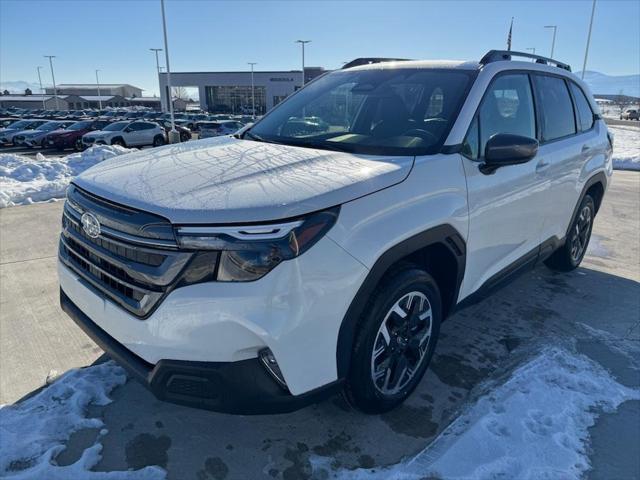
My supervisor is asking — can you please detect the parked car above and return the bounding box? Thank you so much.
[0,118,19,128]
[45,120,113,151]
[198,120,244,139]
[0,119,48,146]
[82,120,165,148]
[58,51,612,415]
[163,124,192,142]
[620,109,639,120]
[14,120,76,147]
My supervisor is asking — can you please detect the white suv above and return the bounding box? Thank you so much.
[82,120,165,148]
[59,51,612,414]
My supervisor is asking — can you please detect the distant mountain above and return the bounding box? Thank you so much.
[576,71,640,97]
[0,80,45,94]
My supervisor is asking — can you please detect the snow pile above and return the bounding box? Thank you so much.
[313,347,639,480]
[0,145,132,208]
[610,126,640,171]
[0,361,165,479]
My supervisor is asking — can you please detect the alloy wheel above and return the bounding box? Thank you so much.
[371,291,433,395]
[570,205,592,262]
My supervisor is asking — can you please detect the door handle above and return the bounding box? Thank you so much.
[581,144,591,152]
[536,160,550,172]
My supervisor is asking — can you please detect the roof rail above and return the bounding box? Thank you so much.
[480,50,571,72]
[342,57,411,69]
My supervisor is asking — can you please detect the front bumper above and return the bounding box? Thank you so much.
[61,289,341,414]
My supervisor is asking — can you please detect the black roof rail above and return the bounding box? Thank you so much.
[480,50,571,72]
[342,57,411,69]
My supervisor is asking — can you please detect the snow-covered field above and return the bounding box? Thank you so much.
[0,126,637,209]
[0,145,132,208]
[609,126,640,171]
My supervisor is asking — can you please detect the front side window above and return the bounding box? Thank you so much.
[569,82,594,132]
[478,73,536,155]
[247,68,474,156]
[533,74,576,141]
[103,121,128,131]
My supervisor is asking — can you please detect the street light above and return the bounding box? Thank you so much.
[544,25,557,58]
[149,48,163,74]
[581,0,597,80]
[159,0,178,142]
[95,69,103,110]
[295,40,311,87]
[248,62,257,118]
[44,55,59,110]
[525,47,536,62]
[36,66,46,110]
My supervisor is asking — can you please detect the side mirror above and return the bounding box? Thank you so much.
[124,127,132,133]
[481,133,538,174]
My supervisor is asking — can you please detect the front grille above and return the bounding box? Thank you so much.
[59,185,194,318]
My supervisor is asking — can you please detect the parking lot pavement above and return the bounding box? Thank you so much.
[1,172,638,478]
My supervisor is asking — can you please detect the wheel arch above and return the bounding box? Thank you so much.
[335,224,466,379]
[567,171,607,238]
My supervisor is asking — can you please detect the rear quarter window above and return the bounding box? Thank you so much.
[569,82,595,132]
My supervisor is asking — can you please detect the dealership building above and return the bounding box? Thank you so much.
[159,67,325,114]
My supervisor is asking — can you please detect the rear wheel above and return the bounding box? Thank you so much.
[344,266,441,414]
[545,194,595,272]
[153,135,165,147]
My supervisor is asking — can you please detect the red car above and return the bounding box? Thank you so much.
[44,119,112,151]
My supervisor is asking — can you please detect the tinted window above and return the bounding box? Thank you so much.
[533,75,576,141]
[569,82,594,132]
[478,73,535,154]
[141,123,156,130]
[248,69,473,156]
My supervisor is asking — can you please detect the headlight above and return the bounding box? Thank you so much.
[175,207,339,282]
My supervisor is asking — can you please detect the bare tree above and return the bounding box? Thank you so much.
[172,86,188,100]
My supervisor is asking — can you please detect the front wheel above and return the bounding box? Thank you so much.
[545,194,595,272]
[344,266,441,414]
[111,138,126,147]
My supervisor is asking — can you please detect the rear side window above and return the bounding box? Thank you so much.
[533,75,576,141]
[478,73,536,155]
[569,82,594,132]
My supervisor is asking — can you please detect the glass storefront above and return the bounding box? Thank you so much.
[205,86,266,114]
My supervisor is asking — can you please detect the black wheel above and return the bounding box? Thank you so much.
[153,135,165,147]
[111,138,126,147]
[545,194,595,272]
[344,265,441,414]
[74,138,83,152]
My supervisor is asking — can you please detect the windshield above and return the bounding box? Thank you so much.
[37,122,62,131]
[103,121,128,131]
[247,68,474,156]
[68,121,92,130]
[7,120,31,129]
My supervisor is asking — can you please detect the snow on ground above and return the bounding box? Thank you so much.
[0,145,132,208]
[610,126,640,171]
[0,361,165,479]
[313,346,640,480]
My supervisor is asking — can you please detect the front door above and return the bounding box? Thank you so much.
[458,72,547,300]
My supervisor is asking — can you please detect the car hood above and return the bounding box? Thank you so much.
[74,136,414,224]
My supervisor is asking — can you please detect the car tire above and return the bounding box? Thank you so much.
[545,194,595,272]
[153,135,165,147]
[74,139,83,152]
[111,138,126,147]
[343,265,441,414]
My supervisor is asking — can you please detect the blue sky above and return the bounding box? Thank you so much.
[1,0,638,96]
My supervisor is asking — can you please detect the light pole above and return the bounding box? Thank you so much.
[544,25,557,58]
[150,48,163,74]
[44,55,59,110]
[248,62,257,118]
[526,47,536,62]
[95,69,103,110]
[295,40,311,87]
[36,66,46,110]
[581,0,597,80]
[159,0,178,142]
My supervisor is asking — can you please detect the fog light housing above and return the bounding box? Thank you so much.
[259,348,288,390]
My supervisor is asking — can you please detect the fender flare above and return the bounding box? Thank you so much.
[335,224,466,378]
[565,171,607,239]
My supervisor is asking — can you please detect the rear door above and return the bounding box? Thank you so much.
[459,72,547,299]
[125,122,145,146]
[531,74,585,245]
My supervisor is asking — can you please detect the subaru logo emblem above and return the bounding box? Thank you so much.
[81,212,101,238]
